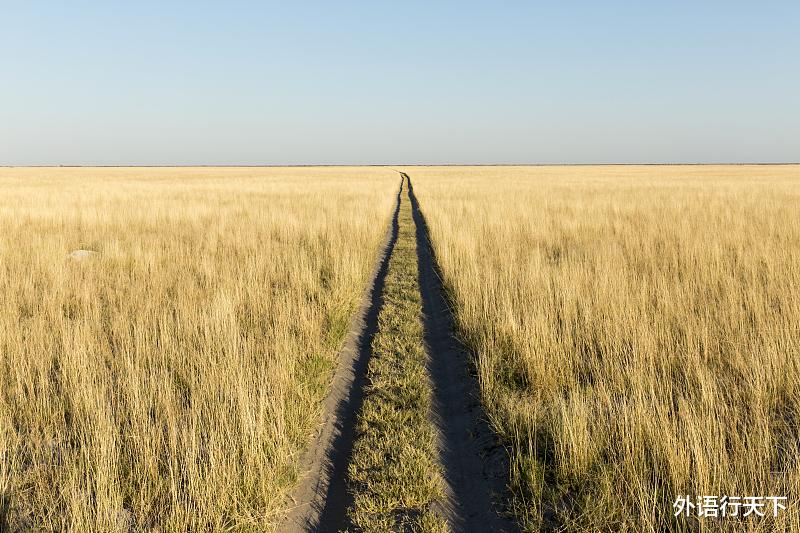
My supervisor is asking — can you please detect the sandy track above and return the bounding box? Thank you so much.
[283,173,516,532]
[281,177,404,533]
[406,174,519,532]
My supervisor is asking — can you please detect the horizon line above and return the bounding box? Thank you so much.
[2,162,799,168]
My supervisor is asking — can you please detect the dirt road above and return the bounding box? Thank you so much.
[282,173,516,532]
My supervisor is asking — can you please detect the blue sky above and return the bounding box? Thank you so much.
[1,1,798,165]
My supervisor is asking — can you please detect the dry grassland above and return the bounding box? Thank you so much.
[0,167,397,531]
[405,165,800,531]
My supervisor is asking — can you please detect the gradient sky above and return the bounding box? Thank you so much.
[1,1,798,165]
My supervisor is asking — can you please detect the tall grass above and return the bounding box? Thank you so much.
[406,165,800,532]
[0,167,397,531]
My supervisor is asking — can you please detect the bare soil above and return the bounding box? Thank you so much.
[407,174,518,532]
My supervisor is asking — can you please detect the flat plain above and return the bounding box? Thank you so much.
[405,165,800,531]
[0,167,397,531]
[2,165,798,532]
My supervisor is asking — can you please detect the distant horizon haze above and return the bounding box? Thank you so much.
[2,163,800,168]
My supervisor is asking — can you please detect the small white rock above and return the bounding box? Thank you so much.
[67,249,98,261]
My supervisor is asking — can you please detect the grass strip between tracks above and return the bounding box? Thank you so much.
[346,179,448,532]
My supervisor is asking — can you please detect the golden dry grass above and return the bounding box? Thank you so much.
[0,167,397,531]
[405,165,800,532]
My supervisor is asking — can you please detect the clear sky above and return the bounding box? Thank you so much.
[1,1,798,165]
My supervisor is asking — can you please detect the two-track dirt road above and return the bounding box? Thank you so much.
[282,173,516,532]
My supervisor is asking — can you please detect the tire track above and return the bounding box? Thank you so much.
[281,176,404,533]
[346,172,448,530]
[405,173,519,532]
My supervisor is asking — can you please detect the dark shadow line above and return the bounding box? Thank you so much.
[405,173,519,533]
[313,177,405,532]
